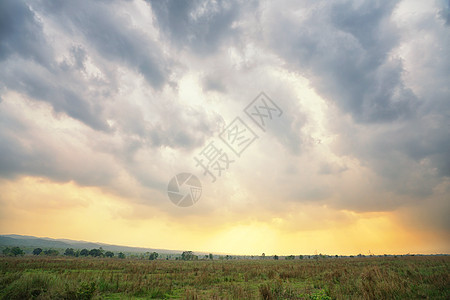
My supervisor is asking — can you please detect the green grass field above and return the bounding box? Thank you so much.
[1,256,449,299]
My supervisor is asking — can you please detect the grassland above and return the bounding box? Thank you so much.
[0,256,449,299]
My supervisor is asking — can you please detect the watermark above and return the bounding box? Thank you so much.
[168,92,282,207]
[244,92,282,132]
[167,173,202,207]
[193,141,235,183]
[219,117,258,157]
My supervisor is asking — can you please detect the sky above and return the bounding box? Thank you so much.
[0,0,449,256]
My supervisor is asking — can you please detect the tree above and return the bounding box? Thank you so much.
[80,249,89,257]
[181,251,194,261]
[285,255,295,260]
[12,247,23,256]
[2,247,11,256]
[209,253,213,260]
[89,249,103,257]
[149,252,158,260]
[261,253,265,259]
[44,249,59,256]
[64,248,75,256]
[299,255,304,260]
[33,248,43,256]
[105,251,114,258]
[273,255,279,260]
[118,252,125,259]
[8,247,24,257]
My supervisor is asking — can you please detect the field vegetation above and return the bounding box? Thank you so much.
[1,254,449,299]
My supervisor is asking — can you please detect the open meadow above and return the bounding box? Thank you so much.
[0,255,449,299]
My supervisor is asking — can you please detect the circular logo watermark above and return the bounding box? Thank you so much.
[167,173,202,207]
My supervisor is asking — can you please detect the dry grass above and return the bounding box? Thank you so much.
[0,256,448,299]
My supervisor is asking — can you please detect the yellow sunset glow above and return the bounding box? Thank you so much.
[1,176,447,255]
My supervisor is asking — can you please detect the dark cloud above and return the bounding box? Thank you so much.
[1,58,109,131]
[35,0,169,89]
[441,0,450,25]
[149,0,244,55]
[0,0,109,130]
[0,0,173,132]
[0,0,448,222]
[267,0,417,123]
[268,98,306,156]
[0,109,118,186]
[0,0,226,191]
[263,0,449,201]
[0,0,50,65]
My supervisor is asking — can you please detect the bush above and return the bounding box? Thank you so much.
[43,249,59,256]
[64,248,75,256]
[2,247,24,257]
[77,282,96,300]
[1,272,51,299]
[148,252,158,260]
[259,280,295,299]
[32,248,42,256]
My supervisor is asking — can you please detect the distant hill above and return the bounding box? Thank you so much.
[0,234,183,254]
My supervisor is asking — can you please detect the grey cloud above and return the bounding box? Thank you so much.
[61,46,87,71]
[0,0,50,65]
[1,0,449,219]
[149,0,245,55]
[203,75,227,93]
[441,0,450,25]
[35,0,169,89]
[262,0,449,201]
[151,105,225,149]
[0,0,172,132]
[332,113,449,201]
[0,0,225,191]
[318,162,348,175]
[107,93,225,152]
[0,87,224,192]
[0,57,109,131]
[0,111,118,186]
[0,0,110,131]
[269,103,306,156]
[267,0,417,123]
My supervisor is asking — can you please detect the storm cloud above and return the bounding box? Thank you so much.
[0,0,448,252]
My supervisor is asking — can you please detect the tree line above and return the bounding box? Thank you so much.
[3,247,340,260]
[2,248,208,261]
[1,247,126,258]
